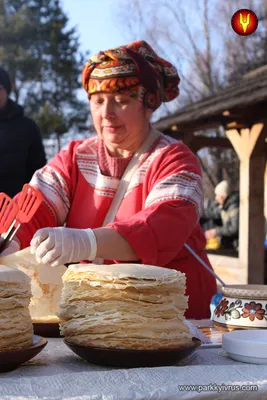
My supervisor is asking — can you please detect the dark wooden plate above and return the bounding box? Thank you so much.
[64,337,201,368]
[33,323,61,338]
[0,335,47,373]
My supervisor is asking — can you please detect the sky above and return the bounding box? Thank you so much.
[61,0,127,56]
[60,0,266,108]
[61,0,129,103]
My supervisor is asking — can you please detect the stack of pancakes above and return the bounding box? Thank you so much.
[59,264,192,350]
[0,265,33,351]
[0,247,67,321]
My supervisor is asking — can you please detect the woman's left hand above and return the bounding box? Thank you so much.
[30,227,95,267]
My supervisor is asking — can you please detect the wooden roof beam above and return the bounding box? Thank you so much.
[161,115,251,134]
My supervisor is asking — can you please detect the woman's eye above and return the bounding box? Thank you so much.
[116,99,128,104]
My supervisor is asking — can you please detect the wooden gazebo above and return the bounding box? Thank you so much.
[155,65,267,285]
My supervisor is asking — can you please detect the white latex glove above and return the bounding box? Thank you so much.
[30,227,97,267]
[0,236,21,256]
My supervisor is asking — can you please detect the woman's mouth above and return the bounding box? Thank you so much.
[104,126,121,133]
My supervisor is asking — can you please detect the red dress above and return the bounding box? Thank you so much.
[16,132,217,319]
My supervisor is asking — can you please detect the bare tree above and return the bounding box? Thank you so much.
[113,0,266,195]
[115,0,225,103]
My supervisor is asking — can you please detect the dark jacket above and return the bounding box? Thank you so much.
[202,199,222,220]
[215,191,239,249]
[200,199,222,230]
[0,99,46,197]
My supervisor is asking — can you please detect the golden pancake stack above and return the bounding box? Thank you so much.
[59,264,193,350]
[0,265,33,351]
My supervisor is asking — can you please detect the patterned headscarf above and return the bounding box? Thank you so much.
[82,40,180,110]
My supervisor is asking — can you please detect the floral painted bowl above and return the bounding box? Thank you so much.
[212,285,267,333]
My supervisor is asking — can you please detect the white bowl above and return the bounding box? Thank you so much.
[222,329,267,364]
[212,285,267,332]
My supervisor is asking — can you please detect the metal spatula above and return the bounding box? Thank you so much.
[184,243,227,287]
[0,184,44,253]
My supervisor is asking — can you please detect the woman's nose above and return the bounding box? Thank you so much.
[102,102,115,119]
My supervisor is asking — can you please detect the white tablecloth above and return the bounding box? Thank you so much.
[0,338,267,399]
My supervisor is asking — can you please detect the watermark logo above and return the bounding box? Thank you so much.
[231,9,258,36]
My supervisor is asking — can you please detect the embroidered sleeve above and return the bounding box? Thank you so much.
[145,142,204,218]
[15,141,78,248]
[145,170,203,219]
[29,163,71,225]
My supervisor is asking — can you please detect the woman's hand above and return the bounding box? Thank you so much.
[30,227,96,267]
[0,236,21,256]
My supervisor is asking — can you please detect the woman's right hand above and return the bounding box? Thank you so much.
[0,236,21,256]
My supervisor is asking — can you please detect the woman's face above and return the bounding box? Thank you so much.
[90,92,152,156]
[215,194,226,205]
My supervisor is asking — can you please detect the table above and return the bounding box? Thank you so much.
[1,333,267,400]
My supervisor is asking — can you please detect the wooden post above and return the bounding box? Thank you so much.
[265,163,267,241]
[226,123,267,284]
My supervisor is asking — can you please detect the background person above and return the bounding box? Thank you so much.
[0,67,46,197]
[205,180,239,250]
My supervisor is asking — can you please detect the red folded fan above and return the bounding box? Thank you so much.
[0,184,43,253]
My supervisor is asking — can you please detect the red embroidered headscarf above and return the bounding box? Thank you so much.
[82,40,180,110]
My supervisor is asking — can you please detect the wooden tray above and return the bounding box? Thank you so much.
[64,338,202,368]
[0,335,47,372]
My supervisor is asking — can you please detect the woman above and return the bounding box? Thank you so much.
[4,40,217,319]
